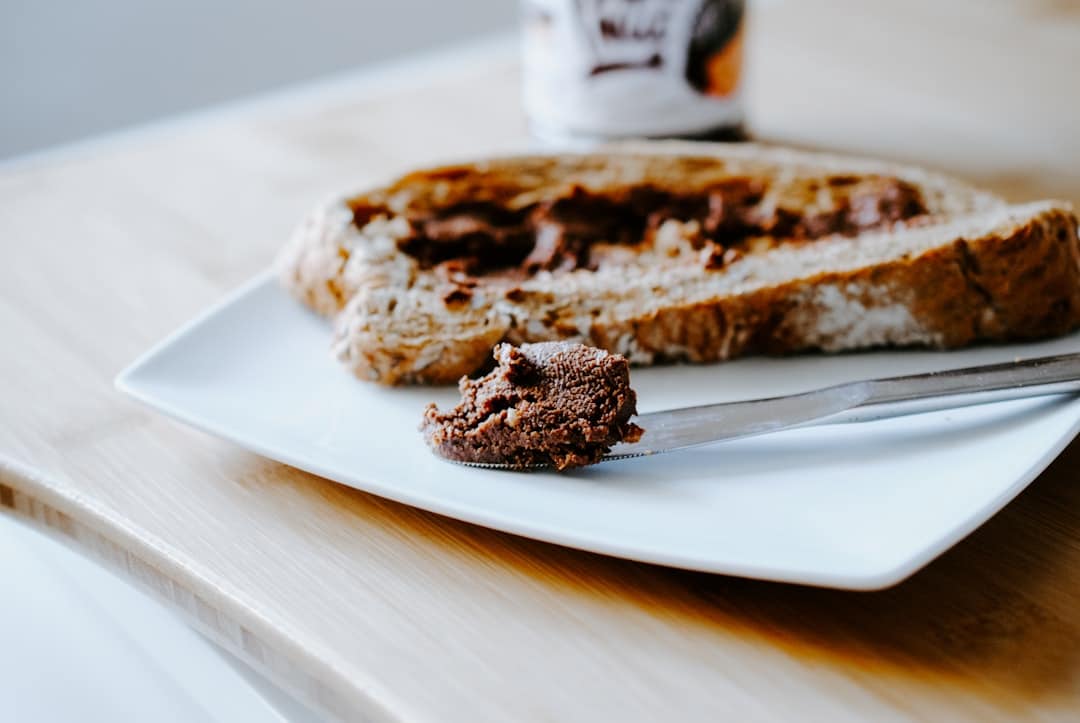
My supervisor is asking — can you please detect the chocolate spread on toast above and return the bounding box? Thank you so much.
[371,175,926,277]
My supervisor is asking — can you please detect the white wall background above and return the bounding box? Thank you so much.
[0,0,516,158]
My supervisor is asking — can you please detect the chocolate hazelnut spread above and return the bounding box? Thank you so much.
[382,175,927,278]
[421,342,644,470]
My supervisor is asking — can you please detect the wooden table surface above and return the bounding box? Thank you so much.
[5,1,1080,720]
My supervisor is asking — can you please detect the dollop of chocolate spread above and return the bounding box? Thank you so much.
[421,342,644,470]
[376,175,927,277]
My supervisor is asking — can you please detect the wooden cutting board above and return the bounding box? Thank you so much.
[5,1,1080,720]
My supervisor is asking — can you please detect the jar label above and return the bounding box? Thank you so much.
[523,0,746,138]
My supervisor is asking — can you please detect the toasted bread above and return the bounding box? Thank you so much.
[277,142,1080,385]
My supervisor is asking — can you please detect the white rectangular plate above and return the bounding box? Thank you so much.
[117,272,1080,589]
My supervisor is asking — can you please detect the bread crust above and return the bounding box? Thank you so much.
[585,207,1080,363]
[277,143,1080,385]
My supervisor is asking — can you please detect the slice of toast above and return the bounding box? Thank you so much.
[277,142,1080,385]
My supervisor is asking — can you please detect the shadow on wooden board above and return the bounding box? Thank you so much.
[240,430,1080,704]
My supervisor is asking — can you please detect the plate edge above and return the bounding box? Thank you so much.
[114,269,277,393]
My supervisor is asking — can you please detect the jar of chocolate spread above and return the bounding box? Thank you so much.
[521,0,747,143]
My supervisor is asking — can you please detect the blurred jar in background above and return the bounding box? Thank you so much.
[522,0,746,144]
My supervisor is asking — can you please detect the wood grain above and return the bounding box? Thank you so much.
[4,1,1080,720]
